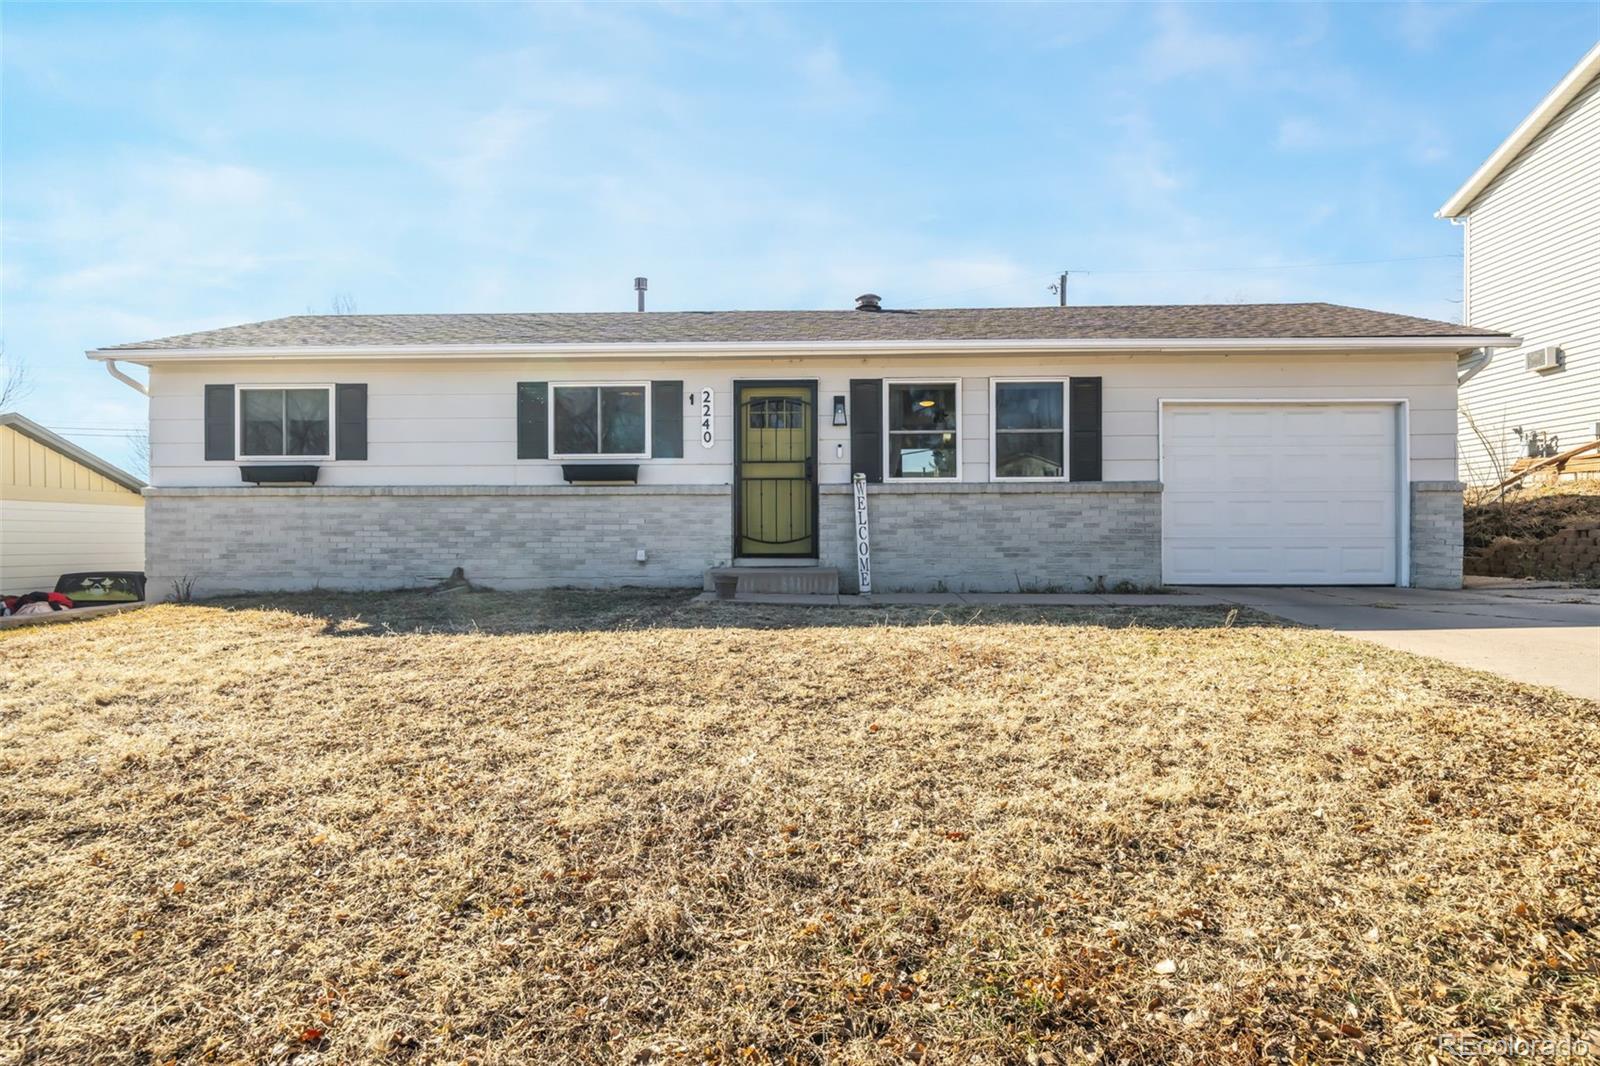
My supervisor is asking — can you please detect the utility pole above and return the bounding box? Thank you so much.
[1050,271,1069,307]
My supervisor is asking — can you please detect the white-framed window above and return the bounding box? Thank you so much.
[237,384,335,460]
[884,380,959,480]
[551,382,651,458]
[990,378,1066,480]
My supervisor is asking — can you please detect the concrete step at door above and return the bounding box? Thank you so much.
[706,566,839,595]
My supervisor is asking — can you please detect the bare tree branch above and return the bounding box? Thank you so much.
[1461,405,1513,503]
[127,429,151,481]
[0,347,32,409]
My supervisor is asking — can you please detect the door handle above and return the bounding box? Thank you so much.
[805,457,816,482]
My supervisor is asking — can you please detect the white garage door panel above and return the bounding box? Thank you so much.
[1162,404,1399,585]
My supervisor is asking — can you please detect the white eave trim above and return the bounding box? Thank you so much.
[1437,40,1600,219]
[88,334,1521,364]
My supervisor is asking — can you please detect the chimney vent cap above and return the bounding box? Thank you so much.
[854,293,882,312]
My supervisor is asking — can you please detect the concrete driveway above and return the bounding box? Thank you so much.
[1201,583,1600,700]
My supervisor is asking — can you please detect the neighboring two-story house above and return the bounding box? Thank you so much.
[1439,41,1600,484]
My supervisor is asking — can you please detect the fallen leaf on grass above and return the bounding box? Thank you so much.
[1153,959,1177,975]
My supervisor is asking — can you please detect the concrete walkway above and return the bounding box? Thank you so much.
[1199,584,1600,701]
[693,591,1229,607]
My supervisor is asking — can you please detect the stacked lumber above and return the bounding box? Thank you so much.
[1495,439,1600,491]
[1509,452,1600,476]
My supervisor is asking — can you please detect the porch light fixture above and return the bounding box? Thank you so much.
[832,395,848,425]
[917,399,937,408]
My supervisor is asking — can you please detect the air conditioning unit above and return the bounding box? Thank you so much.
[1525,346,1565,373]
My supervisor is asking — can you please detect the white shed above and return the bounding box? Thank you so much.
[0,412,146,595]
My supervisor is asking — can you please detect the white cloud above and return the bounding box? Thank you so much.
[793,43,880,113]
[1276,116,1330,151]
[1392,2,1470,52]
[17,156,306,302]
[1105,111,1186,199]
[1141,4,1260,81]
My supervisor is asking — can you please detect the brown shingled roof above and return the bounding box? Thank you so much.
[102,302,1504,351]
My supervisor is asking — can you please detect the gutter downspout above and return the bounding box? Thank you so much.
[101,358,150,396]
[1457,347,1493,386]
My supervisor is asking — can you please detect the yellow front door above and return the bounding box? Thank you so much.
[737,384,815,557]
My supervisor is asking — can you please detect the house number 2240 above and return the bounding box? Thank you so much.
[692,388,714,448]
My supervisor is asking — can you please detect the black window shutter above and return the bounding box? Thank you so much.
[335,383,368,460]
[1068,376,1103,482]
[517,382,548,459]
[849,379,883,483]
[651,381,684,458]
[204,384,234,461]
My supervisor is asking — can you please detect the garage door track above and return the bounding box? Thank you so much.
[1200,583,1600,700]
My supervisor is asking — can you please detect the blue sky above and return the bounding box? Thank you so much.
[3,1,1597,472]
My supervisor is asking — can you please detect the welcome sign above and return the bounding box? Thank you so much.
[852,473,871,595]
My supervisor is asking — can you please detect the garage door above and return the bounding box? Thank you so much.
[1161,403,1399,585]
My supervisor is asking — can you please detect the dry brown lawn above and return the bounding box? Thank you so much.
[1,591,1597,1064]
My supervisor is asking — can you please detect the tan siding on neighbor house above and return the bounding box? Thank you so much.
[1457,73,1600,483]
[147,351,1460,487]
[1,424,143,505]
[0,424,145,593]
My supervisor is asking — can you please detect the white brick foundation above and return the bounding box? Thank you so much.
[819,482,1164,593]
[145,479,1455,597]
[145,486,734,598]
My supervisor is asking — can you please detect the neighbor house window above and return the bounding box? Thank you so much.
[886,382,958,479]
[238,386,332,459]
[552,384,649,456]
[993,380,1065,478]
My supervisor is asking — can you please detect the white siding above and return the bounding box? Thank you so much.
[1457,73,1600,483]
[148,351,1459,487]
[0,500,146,595]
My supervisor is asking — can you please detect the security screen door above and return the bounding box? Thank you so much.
[735,382,817,558]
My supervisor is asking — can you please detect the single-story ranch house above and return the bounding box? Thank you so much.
[90,299,1517,597]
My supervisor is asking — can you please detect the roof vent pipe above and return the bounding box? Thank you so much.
[855,293,882,312]
[634,277,648,312]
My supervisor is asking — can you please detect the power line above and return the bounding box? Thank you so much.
[908,252,1463,307]
[1083,253,1463,276]
[45,421,142,428]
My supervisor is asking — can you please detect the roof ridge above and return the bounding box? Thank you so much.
[94,302,1506,352]
[254,301,1339,320]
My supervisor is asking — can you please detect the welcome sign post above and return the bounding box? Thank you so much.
[852,473,872,596]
